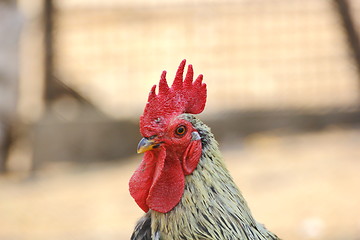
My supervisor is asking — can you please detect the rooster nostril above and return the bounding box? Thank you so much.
[152,144,160,149]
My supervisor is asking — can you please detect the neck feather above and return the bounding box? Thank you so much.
[150,114,274,240]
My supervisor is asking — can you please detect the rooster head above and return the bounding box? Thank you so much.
[129,60,207,213]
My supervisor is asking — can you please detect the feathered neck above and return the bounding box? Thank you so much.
[149,114,276,240]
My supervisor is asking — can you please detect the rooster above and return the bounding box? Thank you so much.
[129,60,279,240]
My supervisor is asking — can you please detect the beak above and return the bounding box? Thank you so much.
[137,137,160,154]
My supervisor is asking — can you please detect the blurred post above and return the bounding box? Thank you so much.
[334,0,360,92]
[42,0,95,105]
[0,0,23,172]
[43,0,55,101]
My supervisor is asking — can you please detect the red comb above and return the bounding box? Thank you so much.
[140,59,207,137]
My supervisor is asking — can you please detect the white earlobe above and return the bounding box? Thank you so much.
[191,132,201,141]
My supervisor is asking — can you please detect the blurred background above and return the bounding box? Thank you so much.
[1,0,360,239]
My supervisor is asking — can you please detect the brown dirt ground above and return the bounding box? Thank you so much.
[1,126,360,240]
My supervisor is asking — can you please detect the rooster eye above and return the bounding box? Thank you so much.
[175,125,187,136]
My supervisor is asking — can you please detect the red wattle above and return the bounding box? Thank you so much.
[129,151,156,212]
[129,141,202,213]
[147,149,185,213]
